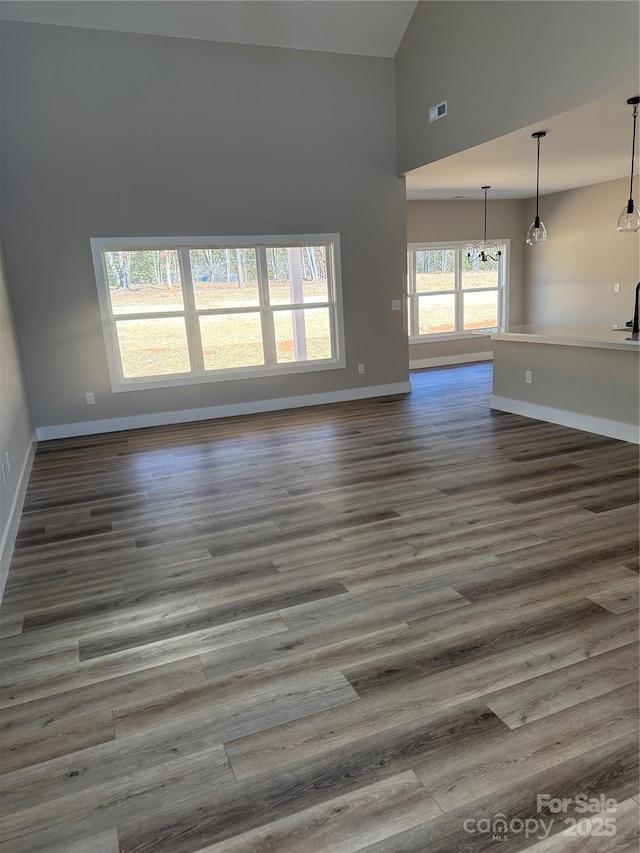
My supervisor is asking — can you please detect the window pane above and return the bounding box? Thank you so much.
[418,294,456,335]
[105,251,183,314]
[200,313,264,370]
[266,247,329,305]
[415,249,455,292]
[462,253,499,289]
[274,308,332,362]
[463,290,499,331]
[116,318,190,378]
[190,249,259,308]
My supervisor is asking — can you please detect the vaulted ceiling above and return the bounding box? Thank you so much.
[1,1,635,200]
[0,0,418,57]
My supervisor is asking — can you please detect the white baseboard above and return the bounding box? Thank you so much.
[36,382,412,441]
[491,395,639,444]
[410,351,493,370]
[0,433,37,603]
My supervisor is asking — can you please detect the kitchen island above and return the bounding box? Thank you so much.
[490,325,640,443]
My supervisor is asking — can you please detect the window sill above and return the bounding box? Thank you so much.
[409,331,497,344]
[110,358,346,393]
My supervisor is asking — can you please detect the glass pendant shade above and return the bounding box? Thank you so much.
[619,97,640,232]
[526,215,548,245]
[616,199,640,232]
[527,132,547,246]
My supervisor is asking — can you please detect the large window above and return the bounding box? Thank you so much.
[407,241,508,339]
[91,235,345,391]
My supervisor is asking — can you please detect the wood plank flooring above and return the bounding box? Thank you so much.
[0,363,638,853]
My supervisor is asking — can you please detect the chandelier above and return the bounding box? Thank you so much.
[465,186,502,263]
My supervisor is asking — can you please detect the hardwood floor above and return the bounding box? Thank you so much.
[0,363,638,853]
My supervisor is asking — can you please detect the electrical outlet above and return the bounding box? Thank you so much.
[525,370,533,384]
[613,282,620,293]
[358,364,365,375]
[85,392,95,405]
[4,452,10,473]
[391,299,402,311]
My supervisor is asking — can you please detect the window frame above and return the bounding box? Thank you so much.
[407,240,509,342]
[90,234,346,392]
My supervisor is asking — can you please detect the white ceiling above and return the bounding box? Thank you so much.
[406,96,639,200]
[0,0,418,58]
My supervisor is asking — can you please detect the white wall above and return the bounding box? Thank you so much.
[0,233,34,595]
[0,22,408,433]
[525,178,640,326]
[396,1,640,175]
[406,198,527,362]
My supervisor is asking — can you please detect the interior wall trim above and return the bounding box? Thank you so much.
[491,395,639,444]
[36,382,412,441]
[410,351,493,370]
[0,432,37,602]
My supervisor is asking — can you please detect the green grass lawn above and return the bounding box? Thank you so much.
[111,278,498,377]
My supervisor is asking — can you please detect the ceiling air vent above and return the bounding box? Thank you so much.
[428,101,447,123]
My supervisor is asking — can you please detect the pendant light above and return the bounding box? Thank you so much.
[527,131,548,245]
[465,186,502,263]
[617,95,640,232]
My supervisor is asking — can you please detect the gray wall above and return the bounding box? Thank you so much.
[525,178,640,326]
[396,1,640,175]
[0,234,34,590]
[493,339,639,429]
[0,22,408,430]
[406,198,527,360]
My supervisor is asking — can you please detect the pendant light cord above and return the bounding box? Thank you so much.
[535,135,541,218]
[629,103,638,202]
[483,187,488,242]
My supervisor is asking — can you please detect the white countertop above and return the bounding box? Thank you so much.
[491,324,640,351]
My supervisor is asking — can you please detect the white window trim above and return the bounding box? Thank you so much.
[90,234,346,393]
[407,239,509,342]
